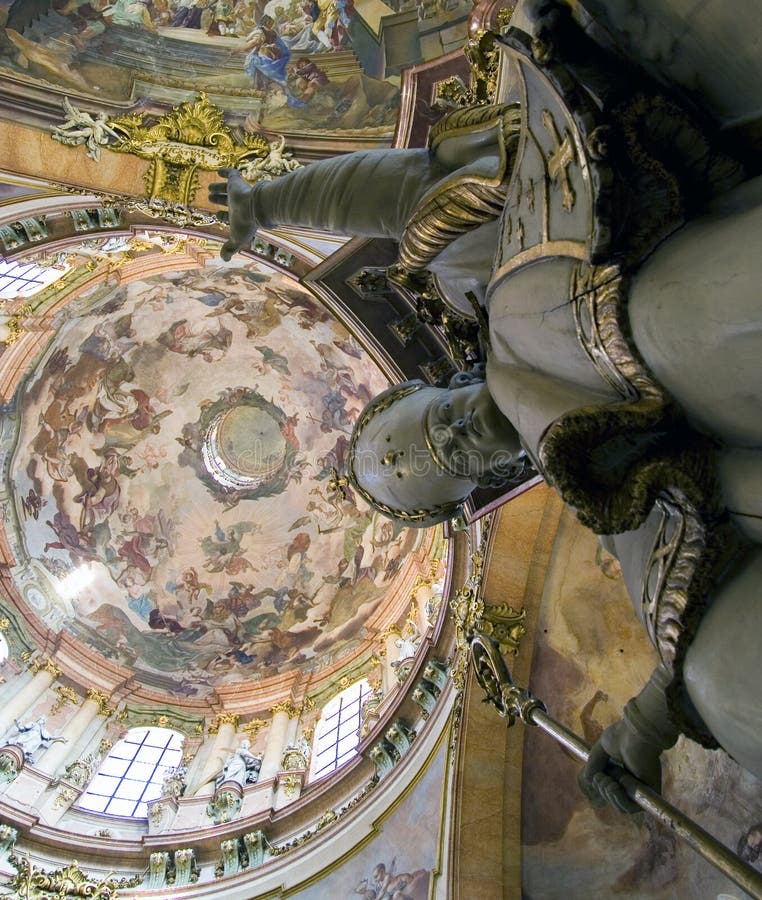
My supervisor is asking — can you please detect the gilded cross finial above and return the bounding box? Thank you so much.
[542,109,576,212]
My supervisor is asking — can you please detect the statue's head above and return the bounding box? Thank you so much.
[348,372,523,527]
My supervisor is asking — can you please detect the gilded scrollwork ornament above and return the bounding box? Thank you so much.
[9,854,141,899]
[449,518,526,695]
[436,25,509,108]
[106,94,272,206]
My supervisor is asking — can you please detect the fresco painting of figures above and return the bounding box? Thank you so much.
[291,738,446,898]
[520,511,762,899]
[0,0,468,134]
[8,260,426,696]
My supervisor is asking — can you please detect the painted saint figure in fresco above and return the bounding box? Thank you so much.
[244,16,307,107]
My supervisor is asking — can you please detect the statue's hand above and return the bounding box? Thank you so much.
[209,168,259,262]
[578,719,662,814]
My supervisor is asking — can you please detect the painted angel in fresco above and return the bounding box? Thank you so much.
[156,318,232,363]
[307,483,351,533]
[177,566,212,610]
[254,344,290,376]
[204,290,284,340]
[43,509,96,566]
[287,57,330,103]
[72,448,122,533]
[199,521,259,574]
[314,433,351,481]
[369,861,429,900]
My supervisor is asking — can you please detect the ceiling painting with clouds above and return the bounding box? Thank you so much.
[6,260,429,697]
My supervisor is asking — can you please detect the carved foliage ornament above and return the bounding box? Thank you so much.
[9,854,141,900]
[449,519,526,694]
[52,94,298,215]
[103,94,272,206]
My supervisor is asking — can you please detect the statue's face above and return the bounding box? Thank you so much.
[350,380,521,525]
[425,381,519,479]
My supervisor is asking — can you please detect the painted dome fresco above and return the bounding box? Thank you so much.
[5,253,433,697]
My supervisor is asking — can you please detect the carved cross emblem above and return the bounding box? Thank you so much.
[541,109,576,212]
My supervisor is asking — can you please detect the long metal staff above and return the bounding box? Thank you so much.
[469,634,762,900]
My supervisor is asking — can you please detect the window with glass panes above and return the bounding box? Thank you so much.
[0,259,69,299]
[0,632,7,663]
[310,679,373,781]
[78,727,183,818]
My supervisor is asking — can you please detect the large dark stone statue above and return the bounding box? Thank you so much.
[211,0,762,808]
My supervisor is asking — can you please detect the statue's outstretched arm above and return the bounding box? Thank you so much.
[209,169,261,262]
[578,664,680,813]
[209,150,453,261]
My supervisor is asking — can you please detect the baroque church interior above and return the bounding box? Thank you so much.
[0,0,759,897]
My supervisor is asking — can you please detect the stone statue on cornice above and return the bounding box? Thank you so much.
[210,0,762,810]
[5,715,66,764]
[215,739,262,790]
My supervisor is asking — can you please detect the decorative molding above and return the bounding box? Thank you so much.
[449,519,526,696]
[85,689,114,718]
[28,657,62,680]
[269,700,299,719]
[208,712,240,735]
[117,704,203,736]
[207,782,243,826]
[242,718,267,741]
[0,746,23,784]
[106,93,271,207]
[9,854,141,899]
[49,686,80,717]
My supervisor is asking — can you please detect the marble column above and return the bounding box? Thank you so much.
[0,660,61,740]
[192,714,239,795]
[259,701,296,781]
[36,689,112,777]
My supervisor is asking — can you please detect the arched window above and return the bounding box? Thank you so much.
[309,679,373,781]
[0,259,69,300]
[0,632,8,664]
[79,727,183,818]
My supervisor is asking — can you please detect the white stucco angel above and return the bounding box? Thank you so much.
[392,615,421,666]
[238,136,302,182]
[51,98,121,162]
[6,715,66,763]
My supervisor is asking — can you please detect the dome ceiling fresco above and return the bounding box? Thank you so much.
[6,258,428,697]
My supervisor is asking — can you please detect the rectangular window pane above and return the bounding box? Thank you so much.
[124,760,155,781]
[105,798,138,817]
[135,745,162,765]
[141,782,162,803]
[99,757,130,777]
[88,773,119,793]
[79,794,109,813]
